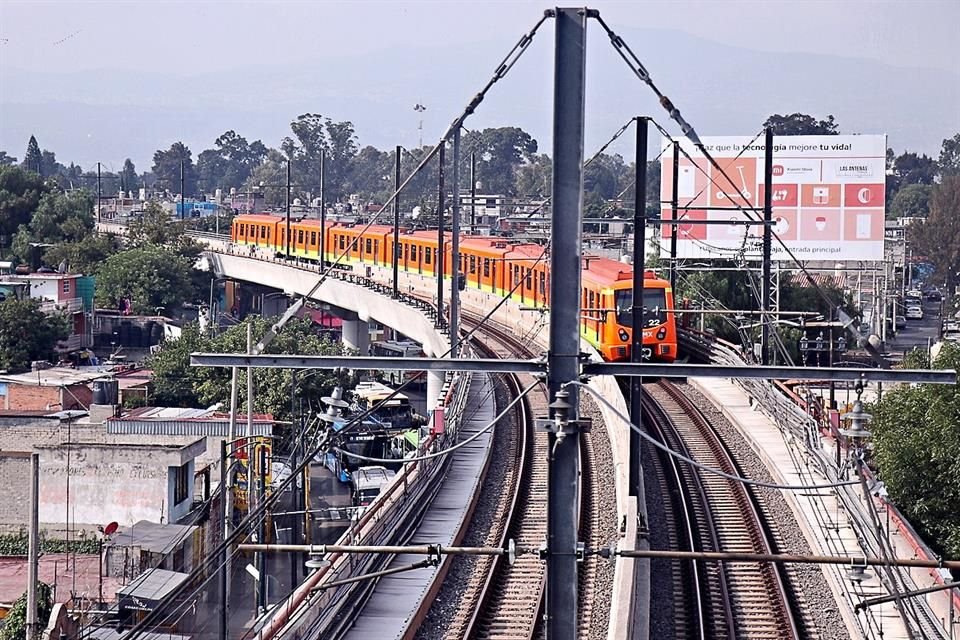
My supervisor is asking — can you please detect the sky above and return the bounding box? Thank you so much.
[0,0,958,168]
[2,0,957,74]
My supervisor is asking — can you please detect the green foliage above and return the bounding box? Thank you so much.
[873,342,960,557]
[148,318,347,421]
[939,133,960,178]
[120,158,139,193]
[197,130,267,191]
[462,127,538,196]
[152,141,198,196]
[0,165,47,249]
[0,150,17,166]
[42,233,121,275]
[0,533,100,555]
[22,135,42,175]
[763,113,839,136]
[94,245,198,314]
[909,176,960,293]
[0,581,53,640]
[283,114,358,203]
[0,298,69,373]
[10,190,94,263]
[127,201,193,250]
[888,183,933,219]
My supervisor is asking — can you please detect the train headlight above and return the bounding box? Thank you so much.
[618,329,629,342]
[656,327,666,340]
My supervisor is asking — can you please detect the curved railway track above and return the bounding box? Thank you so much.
[643,380,801,640]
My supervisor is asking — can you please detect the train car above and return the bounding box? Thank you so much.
[582,257,676,362]
[458,237,510,294]
[230,216,677,363]
[232,214,281,252]
[504,244,548,308]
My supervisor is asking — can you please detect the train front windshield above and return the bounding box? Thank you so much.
[615,289,667,327]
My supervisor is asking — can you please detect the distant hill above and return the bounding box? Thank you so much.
[1,27,957,169]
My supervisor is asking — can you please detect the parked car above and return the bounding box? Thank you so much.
[928,289,943,302]
[895,315,907,329]
[906,306,924,320]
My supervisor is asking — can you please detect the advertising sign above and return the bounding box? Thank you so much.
[659,134,887,261]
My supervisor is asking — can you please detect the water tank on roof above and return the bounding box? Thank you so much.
[293,198,302,206]
[230,187,237,196]
[621,254,632,264]
[92,379,119,405]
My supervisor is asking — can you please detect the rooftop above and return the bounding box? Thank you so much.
[108,520,198,555]
[0,367,106,387]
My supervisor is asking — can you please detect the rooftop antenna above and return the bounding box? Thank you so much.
[414,102,426,148]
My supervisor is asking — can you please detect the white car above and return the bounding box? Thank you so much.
[906,306,924,320]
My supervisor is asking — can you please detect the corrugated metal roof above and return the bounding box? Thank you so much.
[107,419,272,437]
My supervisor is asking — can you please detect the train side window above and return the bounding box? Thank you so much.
[339,235,346,251]
[525,269,532,289]
[310,231,316,246]
[298,230,304,244]
[425,247,432,265]
[266,228,271,240]
[261,225,267,237]
[470,256,476,274]
[589,291,595,318]
[483,258,490,277]
[366,238,372,254]
[539,272,545,295]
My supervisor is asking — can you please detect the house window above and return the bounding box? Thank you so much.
[62,280,71,294]
[173,464,190,504]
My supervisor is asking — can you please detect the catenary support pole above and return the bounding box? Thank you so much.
[629,116,651,640]
[629,116,648,498]
[393,146,401,298]
[26,453,39,640]
[258,444,268,613]
[319,152,326,260]
[246,322,255,521]
[450,127,462,355]
[436,143,446,328]
[470,152,477,234]
[761,127,774,365]
[547,9,587,639]
[669,141,679,293]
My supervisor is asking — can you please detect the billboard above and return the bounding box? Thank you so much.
[659,134,887,261]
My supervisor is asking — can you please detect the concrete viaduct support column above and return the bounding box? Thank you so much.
[342,319,370,354]
[426,371,445,413]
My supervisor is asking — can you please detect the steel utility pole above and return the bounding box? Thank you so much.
[470,152,477,234]
[436,143,446,328]
[669,141,679,293]
[450,128,462,355]
[547,8,586,639]
[26,453,39,640]
[630,116,648,498]
[180,159,185,220]
[393,146,402,298]
[96,162,102,223]
[761,127,774,365]
[218,441,229,640]
[286,161,292,257]
[319,153,326,261]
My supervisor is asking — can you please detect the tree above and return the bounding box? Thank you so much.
[762,113,839,136]
[0,150,16,166]
[909,176,960,294]
[0,165,47,250]
[514,153,552,197]
[0,581,53,640]
[148,317,347,421]
[937,133,960,177]
[892,151,938,185]
[22,135,42,174]
[873,343,960,557]
[0,299,69,373]
[463,127,538,196]
[151,142,198,197]
[197,130,268,191]
[95,245,198,314]
[120,158,139,194]
[127,200,192,250]
[888,184,933,219]
[10,190,94,264]
[349,145,393,202]
[284,115,359,203]
[42,233,121,275]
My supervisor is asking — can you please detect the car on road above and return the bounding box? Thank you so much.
[895,315,907,330]
[906,306,924,320]
[928,290,943,302]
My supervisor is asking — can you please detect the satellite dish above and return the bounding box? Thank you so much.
[103,522,119,536]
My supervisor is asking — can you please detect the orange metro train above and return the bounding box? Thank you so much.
[230,214,676,362]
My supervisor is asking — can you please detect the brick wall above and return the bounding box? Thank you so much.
[0,452,31,533]
[1,383,92,411]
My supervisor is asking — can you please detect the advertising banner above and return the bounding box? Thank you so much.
[659,134,887,261]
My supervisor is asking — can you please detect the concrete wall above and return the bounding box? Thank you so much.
[0,452,31,533]
[36,440,205,530]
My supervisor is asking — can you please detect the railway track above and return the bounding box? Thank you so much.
[643,380,801,640]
